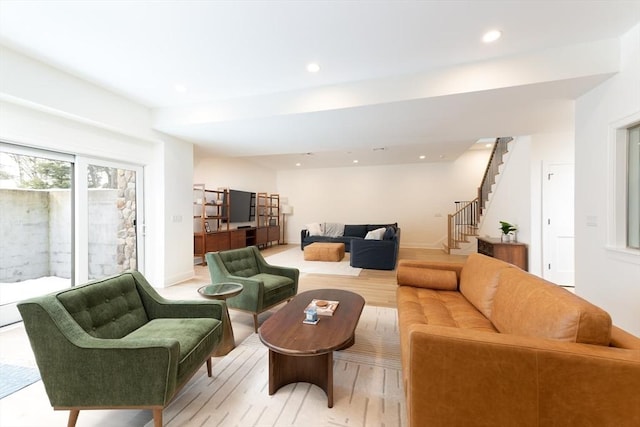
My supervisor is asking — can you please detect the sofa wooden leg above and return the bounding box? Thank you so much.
[67,409,80,427]
[253,314,259,333]
[206,357,212,377]
[153,408,163,427]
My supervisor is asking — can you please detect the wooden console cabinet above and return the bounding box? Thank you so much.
[477,237,528,271]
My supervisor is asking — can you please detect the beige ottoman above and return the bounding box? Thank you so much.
[304,242,345,262]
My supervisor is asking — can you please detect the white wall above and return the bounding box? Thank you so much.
[0,48,194,288]
[277,149,492,248]
[193,156,278,194]
[575,23,640,335]
[160,136,195,285]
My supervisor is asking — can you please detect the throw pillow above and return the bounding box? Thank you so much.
[383,226,396,240]
[306,222,324,236]
[344,224,368,238]
[324,222,345,238]
[364,227,386,240]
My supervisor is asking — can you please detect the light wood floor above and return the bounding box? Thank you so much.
[186,244,468,309]
[291,245,466,308]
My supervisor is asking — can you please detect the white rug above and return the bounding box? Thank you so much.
[148,305,405,427]
[264,247,362,277]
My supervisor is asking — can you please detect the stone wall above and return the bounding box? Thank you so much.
[0,178,137,282]
[116,169,137,272]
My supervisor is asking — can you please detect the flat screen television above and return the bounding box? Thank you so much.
[222,189,256,223]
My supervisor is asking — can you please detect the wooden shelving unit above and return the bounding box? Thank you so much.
[256,192,280,247]
[195,188,282,261]
[193,184,230,264]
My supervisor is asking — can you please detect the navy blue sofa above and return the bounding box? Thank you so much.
[300,223,400,270]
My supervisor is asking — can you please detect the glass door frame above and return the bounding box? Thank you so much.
[74,156,145,283]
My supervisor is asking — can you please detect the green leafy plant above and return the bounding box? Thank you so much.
[499,221,517,235]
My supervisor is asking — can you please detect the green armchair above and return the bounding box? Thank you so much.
[206,246,299,332]
[17,271,225,427]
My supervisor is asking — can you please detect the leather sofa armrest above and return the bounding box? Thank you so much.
[406,324,640,427]
[610,325,640,349]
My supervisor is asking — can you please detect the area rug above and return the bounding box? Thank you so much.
[264,247,362,277]
[0,363,41,400]
[147,305,405,427]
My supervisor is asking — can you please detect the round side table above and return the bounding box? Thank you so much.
[198,282,243,356]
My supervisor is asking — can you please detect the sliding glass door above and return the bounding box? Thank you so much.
[85,161,142,280]
[0,144,73,325]
[0,144,144,326]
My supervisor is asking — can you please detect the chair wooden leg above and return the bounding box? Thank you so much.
[67,409,80,427]
[153,408,163,427]
[206,357,212,377]
[253,314,259,333]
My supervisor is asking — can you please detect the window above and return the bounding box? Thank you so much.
[607,113,640,262]
[0,143,74,326]
[628,124,640,249]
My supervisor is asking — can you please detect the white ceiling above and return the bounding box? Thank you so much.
[1,0,639,169]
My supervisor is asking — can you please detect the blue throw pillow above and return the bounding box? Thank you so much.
[344,225,368,238]
[383,226,396,240]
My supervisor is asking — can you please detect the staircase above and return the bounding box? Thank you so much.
[444,137,513,254]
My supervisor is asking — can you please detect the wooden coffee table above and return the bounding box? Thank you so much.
[258,289,365,407]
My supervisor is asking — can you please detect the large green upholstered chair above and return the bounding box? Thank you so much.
[205,246,299,332]
[17,271,225,427]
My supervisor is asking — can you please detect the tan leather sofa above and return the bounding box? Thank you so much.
[396,253,640,427]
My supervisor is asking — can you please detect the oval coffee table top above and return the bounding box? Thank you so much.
[259,289,365,355]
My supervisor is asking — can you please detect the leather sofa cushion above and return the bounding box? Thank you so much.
[397,266,458,290]
[491,269,612,345]
[397,287,498,332]
[397,286,498,387]
[459,253,515,319]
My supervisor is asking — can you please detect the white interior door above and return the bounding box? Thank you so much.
[543,163,575,287]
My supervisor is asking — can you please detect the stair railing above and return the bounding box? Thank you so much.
[478,137,512,214]
[447,198,479,252]
[445,136,513,254]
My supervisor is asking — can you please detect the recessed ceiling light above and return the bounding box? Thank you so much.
[307,63,320,73]
[353,160,359,164]
[482,30,502,43]
[174,84,187,93]
[419,155,426,160]
[295,163,301,167]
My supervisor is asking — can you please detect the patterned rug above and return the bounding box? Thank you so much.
[146,305,405,427]
[0,363,41,400]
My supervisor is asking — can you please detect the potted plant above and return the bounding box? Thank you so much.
[499,221,517,242]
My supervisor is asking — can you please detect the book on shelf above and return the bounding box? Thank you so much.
[304,299,339,316]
